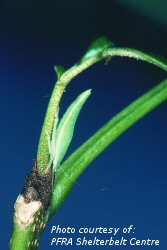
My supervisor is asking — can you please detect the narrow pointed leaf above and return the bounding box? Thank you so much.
[52,89,91,170]
[81,36,114,61]
[38,38,167,175]
[50,78,167,216]
[54,65,66,79]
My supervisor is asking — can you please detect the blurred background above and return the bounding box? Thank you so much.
[0,0,167,249]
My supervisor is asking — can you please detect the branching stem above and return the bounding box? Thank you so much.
[37,47,167,175]
[10,38,167,250]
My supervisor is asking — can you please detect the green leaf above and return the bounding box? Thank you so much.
[51,89,91,171]
[37,38,167,175]
[50,78,167,217]
[54,65,66,79]
[81,36,114,61]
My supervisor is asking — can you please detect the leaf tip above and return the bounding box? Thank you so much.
[82,88,92,98]
[82,36,114,61]
[54,65,66,79]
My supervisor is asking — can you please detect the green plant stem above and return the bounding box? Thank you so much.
[10,205,47,250]
[10,77,167,250]
[11,39,167,250]
[37,47,167,175]
[10,223,35,250]
[49,77,167,217]
[102,48,167,71]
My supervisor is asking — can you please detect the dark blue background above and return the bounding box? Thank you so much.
[0,1,167,249]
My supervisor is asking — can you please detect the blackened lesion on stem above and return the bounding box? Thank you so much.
[22,157,53,210]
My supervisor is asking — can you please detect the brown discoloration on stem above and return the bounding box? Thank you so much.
[22,157,53,210]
